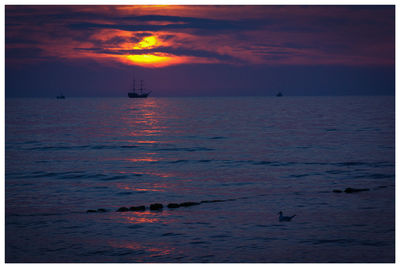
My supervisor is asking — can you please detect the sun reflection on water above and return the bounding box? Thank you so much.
[109,210,177,225]
[125,157,159,162]
[114,182,167,192]
[107,240,177,259]
[122,99,162,142]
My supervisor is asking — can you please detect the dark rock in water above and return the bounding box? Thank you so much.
[150,203,163,210]
[129,205,145,211]
[167,203,180,208]
[97,208,107,212]
[344,187,370,193]
[179,201,200,207]
[86,209,97,213]
[332,189,343,193]
[117,207,129,212]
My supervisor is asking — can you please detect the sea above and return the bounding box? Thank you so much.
[5,96,395,263]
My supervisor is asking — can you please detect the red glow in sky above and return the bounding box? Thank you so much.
[5,5,395,68]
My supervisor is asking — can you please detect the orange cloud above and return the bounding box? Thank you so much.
[84,30,220,67]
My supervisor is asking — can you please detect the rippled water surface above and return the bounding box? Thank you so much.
[5,96,395,262]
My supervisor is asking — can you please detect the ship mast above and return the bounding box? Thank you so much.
[140,80,143,94]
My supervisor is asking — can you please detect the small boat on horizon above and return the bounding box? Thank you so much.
[128,77,151,98]
[56,93,66,99]
[276,92,283,97]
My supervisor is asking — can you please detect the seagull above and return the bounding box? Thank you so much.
[278,211,296,222]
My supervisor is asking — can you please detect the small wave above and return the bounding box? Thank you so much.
[29,145,72,151]
[60,172,87,179]
[356,127,382,132]
[156,147,214,152]
[9,170,145,181]
[162,232,182,236]
[303,162,330,166]
[253,161,275,165]
[190,241,209,245]
[199,255,215,259]
[220,182,253,187]
[7,212,67,217]
[117,192,134,195]
[119,145,139,149]
[30,172,59,178]
[35,160,49,163]
[26,144,139,151]
[85,173,107,179]
[23,140,41,144]
[368,173,394,179]
[209,234,230,239]
[296,146,312,149]
[101,175,129,181]
[359,206,376,210]
[335,161,367,166]
[90,145,120,150]
[58,171,87,179]
[198,159,212,163]
[304,238,355,245]
[325,170,347,175]
[360,240,387,247]
[127,225,144,229]
[334,161,393,168]
[253,161,295,166]
[194,222,210,225]
[289,174,310,178]
[27,145,91,151]
[14,171,133,181]
[168,160,189,164]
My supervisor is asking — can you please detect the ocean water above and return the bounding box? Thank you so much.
[5,96,395,263]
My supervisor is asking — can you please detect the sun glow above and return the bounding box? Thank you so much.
[121,53,189,67]
[133,36,158,49]
[127,54,169,64]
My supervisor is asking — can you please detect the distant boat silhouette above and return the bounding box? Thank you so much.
[128,76,151,98]
[56,93,65,99]
[276,92,283,97]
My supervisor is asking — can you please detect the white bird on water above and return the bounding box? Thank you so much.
[278,211,296,222]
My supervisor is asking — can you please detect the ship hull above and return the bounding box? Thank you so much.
[128,92,150,98]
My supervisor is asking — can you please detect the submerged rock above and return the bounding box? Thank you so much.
[86,208,107,213]
[332,189,343,193]
[344,187,370,193]
[86,209,97,213]
[150,203,163,210]
[200,199,224,203]
[87,197,241,214]
[129,205,145,211]
[179,202,200,207]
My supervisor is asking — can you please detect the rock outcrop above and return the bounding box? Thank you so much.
[149,203,163,210]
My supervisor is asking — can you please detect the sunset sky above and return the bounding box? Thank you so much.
[5,5,395,97]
